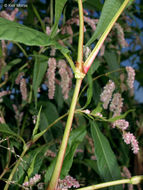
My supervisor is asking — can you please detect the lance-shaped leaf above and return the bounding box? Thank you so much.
[51,0,67,38]
[32,55,48,106]
[0,18,69,53]
[91,121,122,190]
[86,0,124,46]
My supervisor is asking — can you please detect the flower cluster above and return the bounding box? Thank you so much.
[44,149,56,158]
[58,60,73,99]
[126,66,135,89]
[15,72,25,85]
[12,104,23,126]
[57,175,80,190]
[114,23,128,48]
[46,58,56,99]
[101,79,139,154]
[110,93,123,117]
[15,72,28,101]
[0,8,18,21]
[83,46,91,60]
[123,132,139,154]
[20,78,28,101]
[0,90,11,99]
[112,119,129,130]
[22,174,41,187]
[100,80,115,109]
[94,112,103,117]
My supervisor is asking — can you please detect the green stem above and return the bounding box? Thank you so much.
[14,42,28,58]
[83,0,130,73]
[50,0,53,26]
[62,52,76,73]
[4,145,29,190]
[47,1,84,189]
[77,176,143,190]
[47,79,82,190]
[77,0,84,68]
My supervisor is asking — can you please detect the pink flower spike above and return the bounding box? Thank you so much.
[113,119,129,130]
[123,132,139,154]
[100,80,115,109]
[126,66,135,89]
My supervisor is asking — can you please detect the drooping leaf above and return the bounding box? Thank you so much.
[51,0,67,38]
[32,55,48,106]
[86,0,124,46]
[44,126,86,183]
[0,18,69,53]
[91,121,122,190]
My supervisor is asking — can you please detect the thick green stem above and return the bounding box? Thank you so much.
[47,79,82,190]
[77,176,143,190]
[77,0,84,68]
[4,145,29,190]
[47,1,84,189]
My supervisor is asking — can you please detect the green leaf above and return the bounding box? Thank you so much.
[0,18,69,53]
[32,106,42,137]
[45,126,86,182]
[108,109,134,122]
[0,124,25,145]
[91,102,103,114]
[83,66,93,108]
[24,146,47,182]
[83,159,99,174]
[83,0,103,11]
[51,0,67,38]
[91,121,122,190]
[13,146,47,185]
[39,101,63,143]
[90,60,101,75]
[0,58,21,78]
[32,55,48,106]
[104,51,120,78]
[86,0,124,46]
[61,125,87,178]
